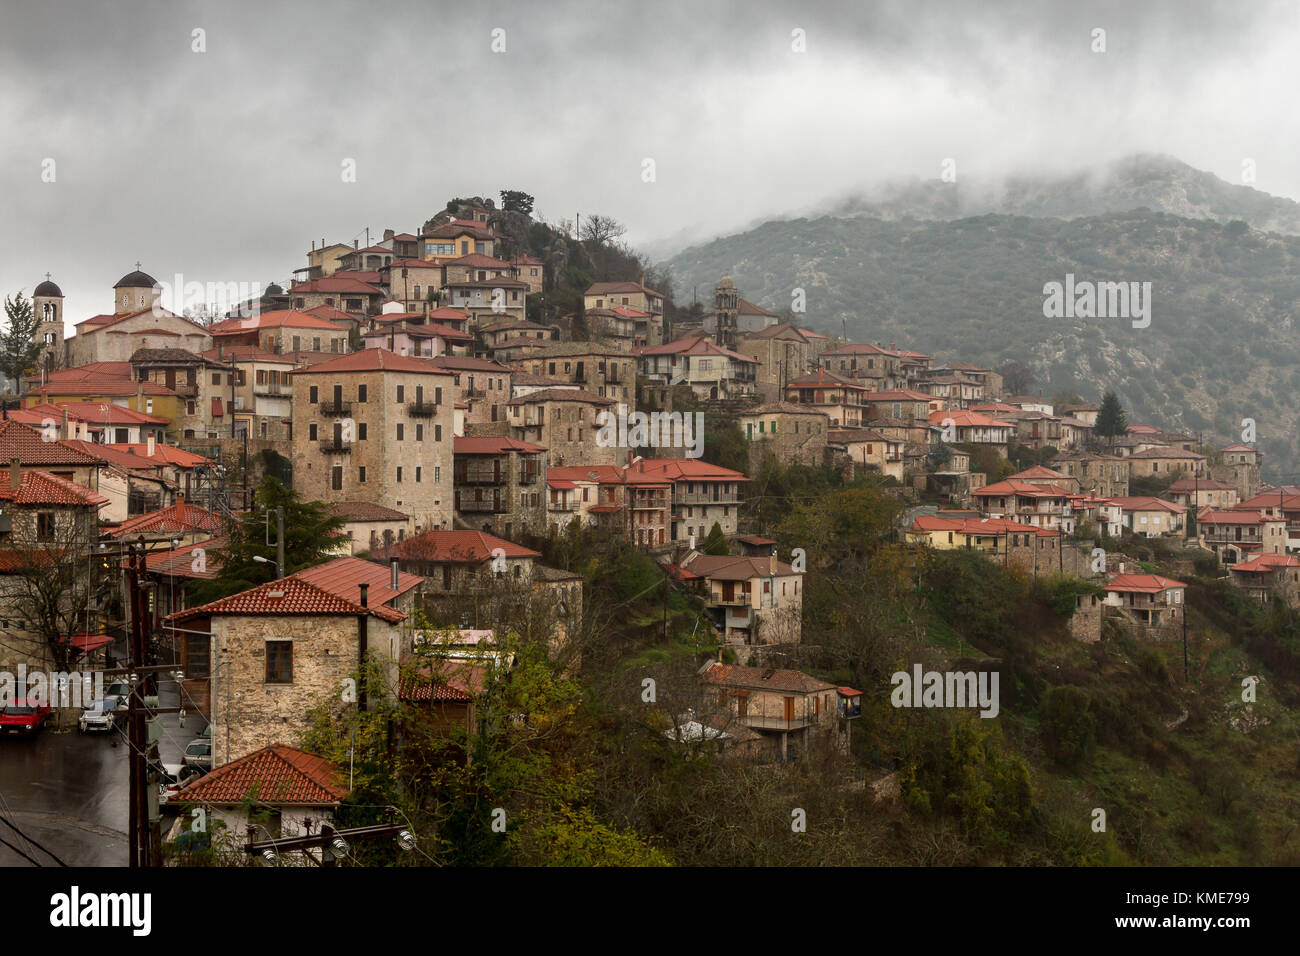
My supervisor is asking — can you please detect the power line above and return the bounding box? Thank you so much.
[0,833,42,866]
[0,809,68,867]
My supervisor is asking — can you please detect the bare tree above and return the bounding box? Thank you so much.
[580,214,626,246]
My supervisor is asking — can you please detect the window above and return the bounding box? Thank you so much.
[37,512,55,541]
[145,398,153,413]
[309,423,318,441]
[434,466,440,483]
[313,337,321,352]
[359,466,366,483]
[415,467,422,482]
[396,385,405,403]
[416,424,423,441]
[435,424,442,441]
[309,385,318,404]
[331,466,343,491]
[211,373,221,386]
[358,423,367,440]
[397,424,404,440]
[396,467,403,482]
[358,384,367,403]
[265,641,293,683]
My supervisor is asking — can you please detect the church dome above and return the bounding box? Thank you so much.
[718,276,734,289]
[34,279,62,297]
[114,269,157,289]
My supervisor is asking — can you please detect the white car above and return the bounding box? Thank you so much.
[77,699,122,734]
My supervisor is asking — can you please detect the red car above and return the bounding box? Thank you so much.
[0,700,52,735]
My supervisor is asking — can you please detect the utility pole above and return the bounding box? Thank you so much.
[276,507,286,578]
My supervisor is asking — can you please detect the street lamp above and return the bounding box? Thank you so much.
[252,555,281,577]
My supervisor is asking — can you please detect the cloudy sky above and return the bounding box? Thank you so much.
[2,0,1296,325]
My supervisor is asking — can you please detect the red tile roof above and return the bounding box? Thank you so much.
[287,277,383,296]
[929,410,1014,428]
[145,535,226,579]
[0,470,108,507]
[293,556,423,607]
[12,402,168,427]
[0,420,105,466]
[109,498,222,538]
[374,530,539,564]
[1231,553,1300,572]
[290,347,454,376]
[209,309,349,334]
[172,745,347,806]
[1105,573,1186,593]
[399,660,488,702]
[700,661,836,694]
[107,443,209,468]
[628,458,748,483]
[974,480,1074,498]
[453,436,546,455]
[169,574,404,623]
[326,501,409,522]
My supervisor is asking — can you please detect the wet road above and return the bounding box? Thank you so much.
[0,678,206,867]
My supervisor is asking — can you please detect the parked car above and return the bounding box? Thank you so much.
[181,739,212,773]
[103,681,132,709]
[77,698,122,734]
[0,700,51,736]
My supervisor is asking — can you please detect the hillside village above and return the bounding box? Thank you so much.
[3,194,1296,863]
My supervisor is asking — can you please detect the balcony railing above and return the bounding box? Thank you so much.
[321,401,351,417]
[319,439,351,454]
[255,383,289,396]
[406,401,438,417]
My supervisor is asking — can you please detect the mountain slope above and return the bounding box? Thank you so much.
[665,209,1300,479]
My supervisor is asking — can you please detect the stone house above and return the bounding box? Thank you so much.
[287,277,385,317]
[1102,496,1187,537]
[635,334,759,401]
[675,550,804,661]
[782,370,871,428]
[1199,509,1288,564]
[326,501,413,555]
[1229,553,1300,606]
[698,661,852,761]
[735,323,816,397]
[427,355,514,429]
[526,342,637,407]
[453,436,547,538]
[826,427,904,481]
[1126,446,1207,479]
[1167,478,1238,511]
[506,389,619,467]
[738,403,831,469]
[1050,451,1130,498]
[583,279,665,327]
[628,458,747,544]
[973,479,1077,533]
[1104,573,1186,639]
[168,575,411,765]
[290,349,456,534]
[816,343,905,390]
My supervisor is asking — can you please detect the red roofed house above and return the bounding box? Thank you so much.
[974,479,1078,533]
[453,436,546,538]
[288,277,385,318]
[10,401,168,446]
[208,309,350,356]
[816,342,907,390]
[0,419,105,491]
[1167,478,1239,511]
[169,744,349,844]
[1104,573,1186,635]
[167,574,412,764]
[109,493,222,542]
[782,369,872,428]
[583,278,665,327]
[628,458,748,544]
[698,660,850,761]
[1199,509,1287,565]
[735,323,819,397]
[0,463,109,677]
[906,514,1063,575]
[635,334,759,401]
[929,409,1015,453]
[1229,553,1300,606]
[1098,496,1188,538]
[291,349,456,534]
[675,549,804,657]
[426,355,513,428]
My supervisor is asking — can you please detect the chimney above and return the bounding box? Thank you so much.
[384,228,394,241]
[311,240,316,252]
[358,582,369,607]
[390,557,400,591]
[8,458,19,490]
[146,434,156,458]
[354,238,359,249]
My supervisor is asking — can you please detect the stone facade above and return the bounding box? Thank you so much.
[291,356,456,533]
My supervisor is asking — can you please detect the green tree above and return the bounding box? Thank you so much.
[701,522,728,555]
[499,190,535,215]
[188,476,347,603]
[996,360,1035,396]
[1040,685,1097,768]
[1094,390,1128,444]
[1,292,43,388]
